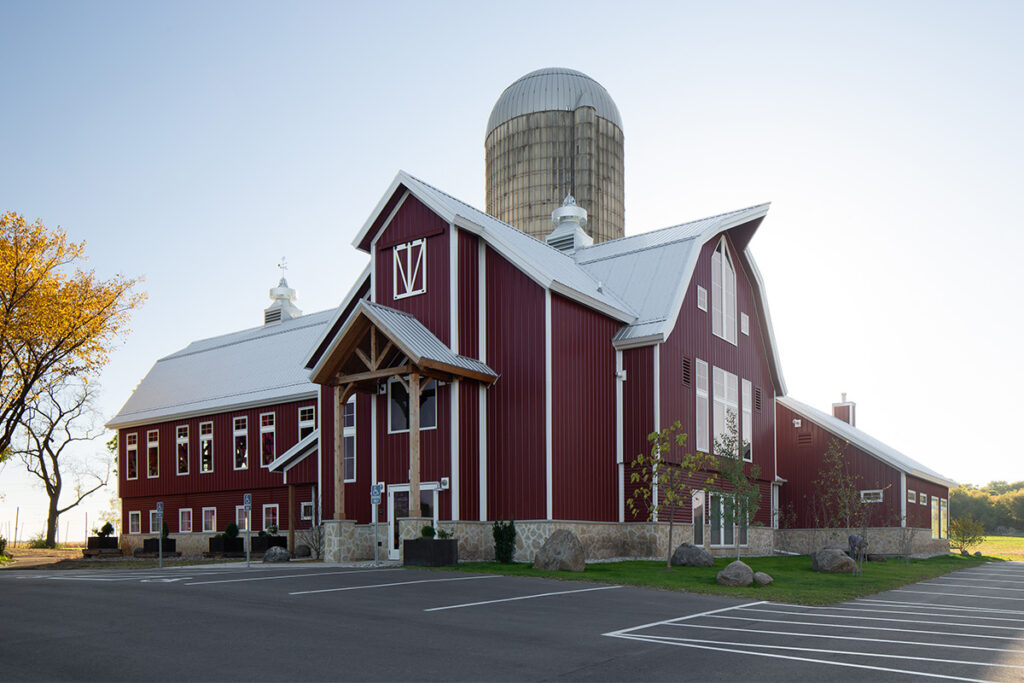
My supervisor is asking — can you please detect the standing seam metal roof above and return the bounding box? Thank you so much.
[486,67,623,134]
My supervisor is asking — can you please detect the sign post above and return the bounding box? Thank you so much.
[244,493,252,569]
[156,502,164,569]
[370,484,382,565]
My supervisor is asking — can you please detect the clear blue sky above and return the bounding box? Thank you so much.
[2,1,1021,540]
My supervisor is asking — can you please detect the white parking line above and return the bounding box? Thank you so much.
[710,614,1022,642]
[856,598,1024,617]
[741,606,1024,631]
[186,568,401,586]
[893,589,1024,601]
[933,576,1024,585]
[920,582,1024,592]
[604,601,767,637]
[424,584,621,611]
[289,574,499,596]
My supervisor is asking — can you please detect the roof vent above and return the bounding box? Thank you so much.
[264,276,302,326]
[546,194,593,254]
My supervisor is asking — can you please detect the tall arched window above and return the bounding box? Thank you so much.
[711,238,737,344]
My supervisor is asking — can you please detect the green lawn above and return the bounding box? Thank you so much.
[976,535,1024,561]
[445,554,993,605]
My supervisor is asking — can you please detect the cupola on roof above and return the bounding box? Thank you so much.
[486,67,623,134]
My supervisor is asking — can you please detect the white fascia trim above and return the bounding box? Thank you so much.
[612,333,665,351]
[743,250,787,395]
[351,172,414,250]
[652,344,661,523]
[548,281,634,323]
[616,350,624,523]
[900,472,907,527]
[107,389,319,431]
[449,223,460,521]
[478,239,488,522]
[545,289,553,521]
[370,394,377,495]
[301,264,372,369]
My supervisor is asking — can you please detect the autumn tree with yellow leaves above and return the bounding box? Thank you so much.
[0,211,145,461]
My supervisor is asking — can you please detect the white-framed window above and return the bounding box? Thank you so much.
[263,504,279,531]
[695,359,709,453]
[179,508,192,533]
[236,505,249,532]
[298,406,316,440]
[696,285,708,312]
[692,490,705,546]
[260,412,276,468]
[741,378,753,462]
[393,238,427,299]
[709,493,747,547]
[940,498,948,539]
[199,422,214,473]
[128,511,141,534]
[931,496,940,538]
[202,506,217,533]
[176,425,189,475]
[907,489,916,503]
[712,366,739,456]
[126,433,138,480]
[711,238,737,345]
[919,491,927,505]
[388,377,437,433]
[233,417,248,470]
[300,501,314,521]
[149,509,161,534]
[344,396,356,482]
[146,429,159,478]
[861,489,883,503]
[740,312,750,336]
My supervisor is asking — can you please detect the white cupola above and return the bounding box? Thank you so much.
[264,277,302,325]
[545,194,593,254]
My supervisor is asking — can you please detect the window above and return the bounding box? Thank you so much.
[861,489,883,503]
[696,285,707,312]
[263,504,279,531]
[202,507,216,533]
[388,377,437,433]
[300,501,314,521]
[695,359,709,452]
[712,366,739,455]
[692,490,705,546]
[393,238,426,299]
[740,312,750,336]
[179,508,192,533]
[176,425,189,475]
[919,491,927,505]
[149,510,160,534]
[236,505,249,532]
[128,511,141,534]
[146,430,159,478]
[298,407,316,440]
[260,412,276,467]
[741,379,753,462]
[199,422,214,473]
[940,499,948,539]
[711,238,737,344]
[931,496,940,538]
[233,417,248,470]
[126,433,138,480]
[709,494,747,547]
[907,489,916,503]
[344,397,356,482]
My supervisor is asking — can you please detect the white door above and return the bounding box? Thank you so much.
[387,483,439,560]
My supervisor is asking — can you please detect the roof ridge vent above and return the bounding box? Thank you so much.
[264,266,302,325]
[546,194,593,254]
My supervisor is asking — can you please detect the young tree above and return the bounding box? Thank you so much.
[12,382,109,547]
[809,438,876,552]
[709,410,761,559]
[627,420,716,569]
[949,516,985,553]
[0,211,145,455]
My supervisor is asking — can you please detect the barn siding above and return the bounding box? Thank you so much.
[906,475,950,530]
[622,346,655,522]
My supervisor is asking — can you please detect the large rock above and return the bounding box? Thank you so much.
[753,571,773,586]
[716,560,754,587]
[671,542,714,567]
[533,529,585,572]
[811,547,857,573]
[263,545,290,563]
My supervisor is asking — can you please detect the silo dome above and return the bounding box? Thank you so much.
[485,68,625,244]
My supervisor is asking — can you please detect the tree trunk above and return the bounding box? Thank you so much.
[46,493,60,547]
[665,500,675,570]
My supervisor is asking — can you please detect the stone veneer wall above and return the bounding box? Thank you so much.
[776,527,950,556]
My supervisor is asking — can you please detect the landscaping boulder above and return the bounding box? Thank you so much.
[533,529,584,572]
[811,547,857,573]
[753,571,773,586]
[974,551,982,557]
[671,542,714,567]
[294,544,311,558]
[716,560,754,587]
[262,545,290,563]
[960,549,970,556]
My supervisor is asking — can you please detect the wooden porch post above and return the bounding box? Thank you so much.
[334,385,345,520]
[409,372,421,519]
[287,483,295,556]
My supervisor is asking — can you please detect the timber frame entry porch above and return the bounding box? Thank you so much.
[308,299,498,522]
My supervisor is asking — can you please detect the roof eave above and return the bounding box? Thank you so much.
[105,387,320,431]
[612,332,665,350]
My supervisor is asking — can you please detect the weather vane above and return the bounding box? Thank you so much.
[277,256,288,275]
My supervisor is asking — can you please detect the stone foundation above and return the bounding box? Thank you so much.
[776,527,950,556]
[120,530,308,557]
[323,519,356,563]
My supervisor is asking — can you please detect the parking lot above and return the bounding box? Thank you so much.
[2,561,1023,681]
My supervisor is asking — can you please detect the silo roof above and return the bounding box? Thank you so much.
[486,67,623,134]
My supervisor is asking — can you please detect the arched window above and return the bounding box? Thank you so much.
[711,238,737,344]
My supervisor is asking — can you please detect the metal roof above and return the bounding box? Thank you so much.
[267,428,318,474]
[486,67,623,134]
[777,396,956,488]
[107,310,334,429]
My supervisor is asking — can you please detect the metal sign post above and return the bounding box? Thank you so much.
[156,502,164,569]
[370,484,382,565]
[244,494,252,568]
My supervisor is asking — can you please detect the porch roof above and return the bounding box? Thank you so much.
[267,428,318,475]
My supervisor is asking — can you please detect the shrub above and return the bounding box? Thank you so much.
[267,525,278,536]
[950,516,985,552]
[96,522,115,538]
[225,522,239,539]
[492,519,516,563]
[161,522,169,540]
[0,535,6,554]
[436,528,453,540]
[421,525,436,539]
[28,533,50,549]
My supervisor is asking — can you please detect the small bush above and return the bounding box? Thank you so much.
[421,525,436,539]
[436,528,453,540]
[267,525,278,536]
[0,535,6,554]
[28,533,50,549]
[225,522,239,539]
[493,519,516,563]
[950,517,985,552]
[161,522,169,540]
[96,522,115,538]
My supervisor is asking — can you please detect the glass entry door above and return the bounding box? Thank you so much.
[387,484,439,560]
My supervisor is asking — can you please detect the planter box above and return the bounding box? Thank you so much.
[87,536,119,550]
[251,536,288,554]
[403,538,458,567]
[209,536,244,553]
[142,538,176,553]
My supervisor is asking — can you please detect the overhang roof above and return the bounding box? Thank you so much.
[268,428,318,475]
[777,396,956,489]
